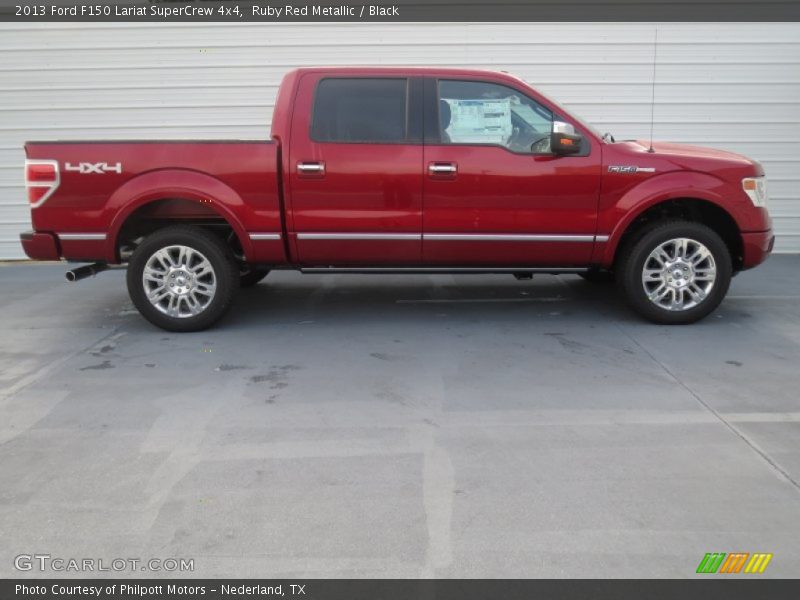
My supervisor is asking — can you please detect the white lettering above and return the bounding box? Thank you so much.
[65,162,123,175]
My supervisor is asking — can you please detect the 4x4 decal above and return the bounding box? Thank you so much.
[65,162,123,174]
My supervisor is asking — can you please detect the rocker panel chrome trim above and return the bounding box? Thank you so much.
[423,233,595,242]
[297,233,422,241]
[57,233,107,241]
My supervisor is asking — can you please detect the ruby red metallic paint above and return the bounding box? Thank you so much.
[19,231,59,261]
[21,67,773,271]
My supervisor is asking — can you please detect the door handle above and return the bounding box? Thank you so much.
[428,162,457,175]
[297,161,325,176]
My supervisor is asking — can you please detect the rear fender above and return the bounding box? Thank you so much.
[104,169,251,262]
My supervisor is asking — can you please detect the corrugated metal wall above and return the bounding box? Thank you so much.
[1,22,798,259]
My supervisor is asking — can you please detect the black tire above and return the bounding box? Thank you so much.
[126,225,239,332]
[239,266,270,288]
[579,268,615,284]
[617,220,732,324]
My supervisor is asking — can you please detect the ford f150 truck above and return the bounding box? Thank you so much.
[21,67,773,331]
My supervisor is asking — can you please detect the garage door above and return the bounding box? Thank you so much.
[1,22,798,259]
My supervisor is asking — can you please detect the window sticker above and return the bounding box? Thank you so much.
[445,98,512,144]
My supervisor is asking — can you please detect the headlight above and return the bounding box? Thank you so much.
[742,176,768,207]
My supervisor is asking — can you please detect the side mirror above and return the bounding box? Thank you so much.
[551,121,582,155]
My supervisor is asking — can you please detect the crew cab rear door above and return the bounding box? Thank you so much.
[287,74,424,264]
[422,77,602,266]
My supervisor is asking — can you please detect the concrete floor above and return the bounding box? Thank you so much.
[1,256,799,578]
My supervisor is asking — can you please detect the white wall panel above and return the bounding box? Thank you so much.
[0,22,798,258]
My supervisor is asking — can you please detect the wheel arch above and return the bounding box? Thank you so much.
[598,171,745,272]
[606,197,743,271]
[103,169,252,262]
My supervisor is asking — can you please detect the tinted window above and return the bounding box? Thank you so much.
[438,80,553,153]
[311,78,408,143]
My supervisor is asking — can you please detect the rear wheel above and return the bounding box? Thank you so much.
[618,221,732,324]
[126,226,238,332]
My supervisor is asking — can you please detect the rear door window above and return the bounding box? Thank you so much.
[311,78,408,143]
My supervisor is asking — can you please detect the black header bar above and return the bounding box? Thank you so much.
[2,0,800,22]
[3,579,800,600]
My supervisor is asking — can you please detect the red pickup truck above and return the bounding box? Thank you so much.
[21,67,773,331]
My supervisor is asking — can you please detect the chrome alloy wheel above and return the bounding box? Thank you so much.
[142,245,217,318]
[641,237,717,311]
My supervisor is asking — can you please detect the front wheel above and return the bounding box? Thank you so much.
[126,226,239,332]
[618,221,732,324]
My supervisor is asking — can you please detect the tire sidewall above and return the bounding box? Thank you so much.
[126,227,238,332]
[620,222,732,324]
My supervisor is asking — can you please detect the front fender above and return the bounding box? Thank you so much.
[103,169,252,262]
[597,170,741,265]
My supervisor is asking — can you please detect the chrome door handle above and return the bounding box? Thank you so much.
[428,163,457,174]
[297,161,325,174]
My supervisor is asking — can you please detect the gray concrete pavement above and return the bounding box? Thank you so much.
[1,256,799,578]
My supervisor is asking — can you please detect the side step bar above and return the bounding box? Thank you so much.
[299,267,590,275]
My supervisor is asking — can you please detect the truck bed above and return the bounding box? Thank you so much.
[24,140,284,264]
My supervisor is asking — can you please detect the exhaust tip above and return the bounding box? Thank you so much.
[64,262,108,282]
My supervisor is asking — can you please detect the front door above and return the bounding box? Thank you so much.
[422,78,602,266]
[287,74,424,265]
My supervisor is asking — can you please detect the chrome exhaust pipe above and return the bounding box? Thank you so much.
[65,262,108,282]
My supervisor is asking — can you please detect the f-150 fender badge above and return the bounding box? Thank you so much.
[608,166,656,174]
[64,162,122,174]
